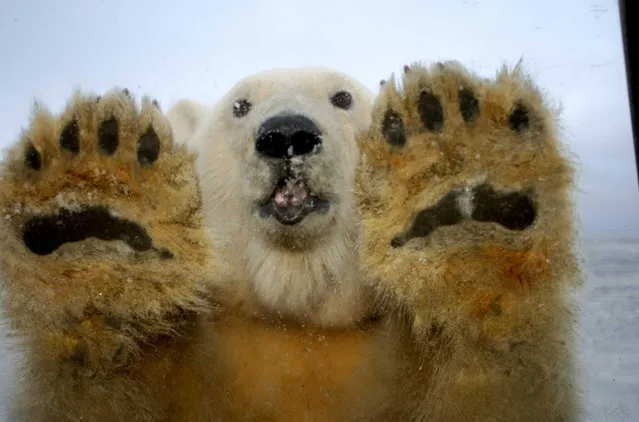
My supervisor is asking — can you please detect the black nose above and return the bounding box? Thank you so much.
[255,114,322,159]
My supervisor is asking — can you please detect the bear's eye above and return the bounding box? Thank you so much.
[330,91,353,110]
[233,99,252,118]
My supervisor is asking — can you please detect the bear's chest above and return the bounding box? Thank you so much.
[209,315,398,421]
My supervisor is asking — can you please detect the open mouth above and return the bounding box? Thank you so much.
[22,205,173,258]
[258,179,330,225]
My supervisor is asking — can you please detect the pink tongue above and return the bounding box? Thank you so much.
[273,184,308,207]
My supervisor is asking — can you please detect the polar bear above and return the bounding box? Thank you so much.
[0,62,581,422]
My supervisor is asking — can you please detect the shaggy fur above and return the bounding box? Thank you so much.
[0,61,581,421]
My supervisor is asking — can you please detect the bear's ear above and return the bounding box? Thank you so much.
[166,99,206,147]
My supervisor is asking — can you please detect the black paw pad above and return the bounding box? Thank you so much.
[391,190,463,247]
[390,184,536,247]
[60,120,80,154]
[382,110,406,147]
[508,103,530,132]
[417,91,444,131]
[137,126,160,165]
[471,184,535,230]
[22,206,153,255]
[25,144,41,171]
[458,88,480,123]
[98,117,119,155]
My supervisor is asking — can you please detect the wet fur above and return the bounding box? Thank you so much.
[0,62,581,421]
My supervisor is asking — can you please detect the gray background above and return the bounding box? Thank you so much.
[0,1,637,420]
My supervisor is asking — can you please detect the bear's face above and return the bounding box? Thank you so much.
[213,68,374,249]
[169,68,375,323]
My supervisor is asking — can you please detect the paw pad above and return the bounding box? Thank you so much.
[417,91,444,132]
[382,110,406,147]
[22,206,154,256]
[458,88,480,123]
[98,117,119,155]
[471,184,535,230]
[508,103,530,133]
[24,144,41,171]
[137,127,161,165]
[391,185,536,247]
[60,120,80,154]
[391,190,463,247]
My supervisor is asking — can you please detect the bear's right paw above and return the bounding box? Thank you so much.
[0,89,213,373]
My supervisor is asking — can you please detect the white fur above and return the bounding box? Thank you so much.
[165,99,207,147]
[167,68,375,326]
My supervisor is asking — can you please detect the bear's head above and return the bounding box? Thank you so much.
[168,68,375,325]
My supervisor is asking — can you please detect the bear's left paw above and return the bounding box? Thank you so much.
[356,61,580,340]
[0,89,214,375]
